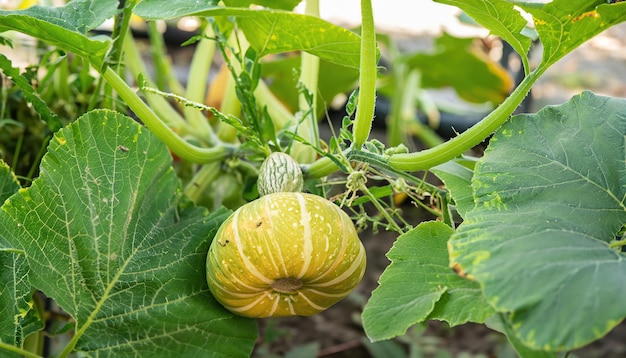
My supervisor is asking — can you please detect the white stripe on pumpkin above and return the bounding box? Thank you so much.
[232,209,273,285]
[296,193,313,279]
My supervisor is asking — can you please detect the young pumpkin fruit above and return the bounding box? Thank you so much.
[206,153,366,318]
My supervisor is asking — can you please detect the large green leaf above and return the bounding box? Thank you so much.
[0,0,117,65]
[514,0,626,69]
[0,110,256,356]
[435,0,532,73]
[134,2,362,68]
[0,161,43,354]
[362,221,494,342]
[406,33,513,104]
[3,0,119,33]
[449,91,626,351]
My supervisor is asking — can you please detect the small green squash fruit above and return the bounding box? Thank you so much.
[257,152,304,196]
[206,192,366,318]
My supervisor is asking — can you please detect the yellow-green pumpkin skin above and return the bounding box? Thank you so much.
[206,192,366,318]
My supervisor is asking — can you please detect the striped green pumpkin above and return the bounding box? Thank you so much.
[206,192,366,318]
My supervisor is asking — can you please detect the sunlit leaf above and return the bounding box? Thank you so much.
[435,0,532,73]
[0,110,257,356]
[514,0,626,68]
[0,0,116,65]
[134,2,363,68]
[449,91,626,351]
[0,0,118,33]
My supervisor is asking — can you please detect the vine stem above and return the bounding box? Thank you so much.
[293,0,321,164]
[304,65,547,178]
[388,68,544,170]
[214,30,293,142]
[352,0,377,148]
[101,66,233,163]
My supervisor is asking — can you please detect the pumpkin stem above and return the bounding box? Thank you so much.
[271,277,304,294]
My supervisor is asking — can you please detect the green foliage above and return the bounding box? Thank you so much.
[517,0,626,69]
[0,251,39,357]
[0,0,116,66]
[261,55,359,114]
[431,159,476,218]
[362,221,494,341]
[134,2,363,68]
[2,0,119,34]
[0,161,19,202]
[486,314,559,358]
[406,33,514,104]
[0,0,625,356]
[435,0,533,74]
[0,51,103,185]
[0,111,256,356]
[0,161,44,356]
[449,92,626,351]
[388,0,626,171]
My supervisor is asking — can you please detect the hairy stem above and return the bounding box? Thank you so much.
[101,67,233,163]
[359,183,404,233]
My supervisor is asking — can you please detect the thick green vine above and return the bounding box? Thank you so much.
[351,0,377,148]
[101,67,234,163]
